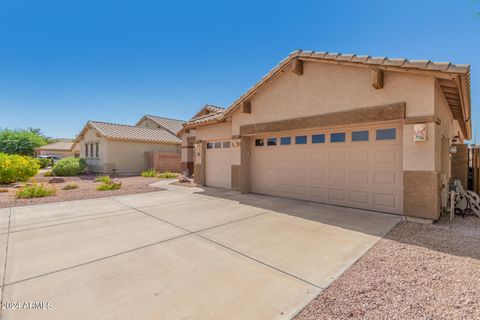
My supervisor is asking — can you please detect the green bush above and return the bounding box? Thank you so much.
[0,153,40,184]
[36,158,50,169]
[157,171,178,179]
[0,129,48,156]
[44,171,54,177]
[52,157,87,176]
[96,180,122,191]
[141,168,157,177]
[95,175,111,183]
[62,183,79,190]
[16,183,56,198]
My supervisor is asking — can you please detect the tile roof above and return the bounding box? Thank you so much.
[141,115,185,136]
[87,121,181,144]
[185,105,225,127]
[34,141,75,151]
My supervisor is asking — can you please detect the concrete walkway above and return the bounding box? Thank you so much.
[0,181,400,320]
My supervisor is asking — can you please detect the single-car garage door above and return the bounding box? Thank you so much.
[250,123,403,214]
[205,140,232,189]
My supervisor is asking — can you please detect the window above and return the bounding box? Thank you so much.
[223,141,230,148]
[255,139,264,147]
[312,134,325,144]
[95,142,99,157]
[214,142,222,149]
[376,128,396,140]
[295,135,307,144]
[84,144,88,157]
[206,142,213,149]
[352,130,369,142]
[280,137,291,145]
[330,132,346,143]
[267,138,277,146]
[90,143,94,157]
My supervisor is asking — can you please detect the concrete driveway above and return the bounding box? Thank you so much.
[0,183,400,320]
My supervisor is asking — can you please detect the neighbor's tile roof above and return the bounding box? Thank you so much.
[88,121,181,144]
[184,105,225,127]
[34,141,74,151]
[143,115,185,135]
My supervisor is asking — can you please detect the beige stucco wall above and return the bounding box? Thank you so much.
[78,128,108,172]
[106,140,180,174]
[232,61,435,135]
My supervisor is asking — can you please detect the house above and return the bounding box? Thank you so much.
[76,120,182,174]
[180,105,225,175]
[135,115,184,137]
[182,50,472,221]
[34,140,79,158]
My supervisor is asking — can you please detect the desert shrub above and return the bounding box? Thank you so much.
[157,171,178,179]
[16,183,56,198]
[0,188,8,193]
[141,168,157,177]
[96,180,122,191]
[0,153,40,184]
[36,158,50,169]
[52,157,87,176]
[62,183,79,190]
[95,175,111,183]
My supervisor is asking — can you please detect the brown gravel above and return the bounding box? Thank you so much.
[0,173,164,208]
[296,217,480,320]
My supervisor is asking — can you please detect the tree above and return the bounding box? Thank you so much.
[0,129,48,156]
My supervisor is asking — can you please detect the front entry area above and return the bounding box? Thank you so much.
[250,123,403,214]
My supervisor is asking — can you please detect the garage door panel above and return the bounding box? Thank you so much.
[250,124,403,214]
[206,146,231,189]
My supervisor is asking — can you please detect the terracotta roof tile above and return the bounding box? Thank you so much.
[143,115,185,135]
[88,121,181,144]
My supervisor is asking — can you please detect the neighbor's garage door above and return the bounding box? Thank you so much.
[250,123,403,214]
[205,140,232,189]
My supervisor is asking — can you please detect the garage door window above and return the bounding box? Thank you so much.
[255,139,264,147]
[214,142,222,149]
[376,128,396,140]
[206,143,213,149]
[312,134,325,144]
[223,141,230,148]
[295,136,307,144]
[280,137,291,145]
[267,138,277,146]
[330,132,346,143]
[352,130,369,142]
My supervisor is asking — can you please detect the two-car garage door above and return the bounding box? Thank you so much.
[250,123,403,214]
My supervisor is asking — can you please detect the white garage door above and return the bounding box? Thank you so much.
[205,140,232,189]
[250,123,403,214]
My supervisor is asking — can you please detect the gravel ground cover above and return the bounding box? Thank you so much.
[0,173,162,208]
[296,217,480,320]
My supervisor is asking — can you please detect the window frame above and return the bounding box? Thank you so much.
[330,132,346,143]
[312,134,325,144]
[280,137,291,145]
[295,135,307,145]
[95,142,99,157]
[267,137,277,146]
[376,128,397,141]
[352,130,369,142]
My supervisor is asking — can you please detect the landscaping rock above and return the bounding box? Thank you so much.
[48,178,65,184]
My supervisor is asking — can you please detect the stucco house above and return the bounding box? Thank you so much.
[76,120,182,174]
[34,140,79,158]
[182,50,472,221]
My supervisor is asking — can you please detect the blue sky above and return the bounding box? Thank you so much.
[0,0,478,139]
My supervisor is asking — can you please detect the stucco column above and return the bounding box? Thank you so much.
[240,136,251,193]
[402,122,441,220]
[193,141,206,186]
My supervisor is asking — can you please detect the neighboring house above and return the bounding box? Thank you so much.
[34,140,79,158]
[135,115,185,137]
[180,105,225,175]
[182,50,472,221]
[76,121,182,174]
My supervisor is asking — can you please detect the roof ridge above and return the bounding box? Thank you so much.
[89,120,174,133]
[144,115,186,122]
